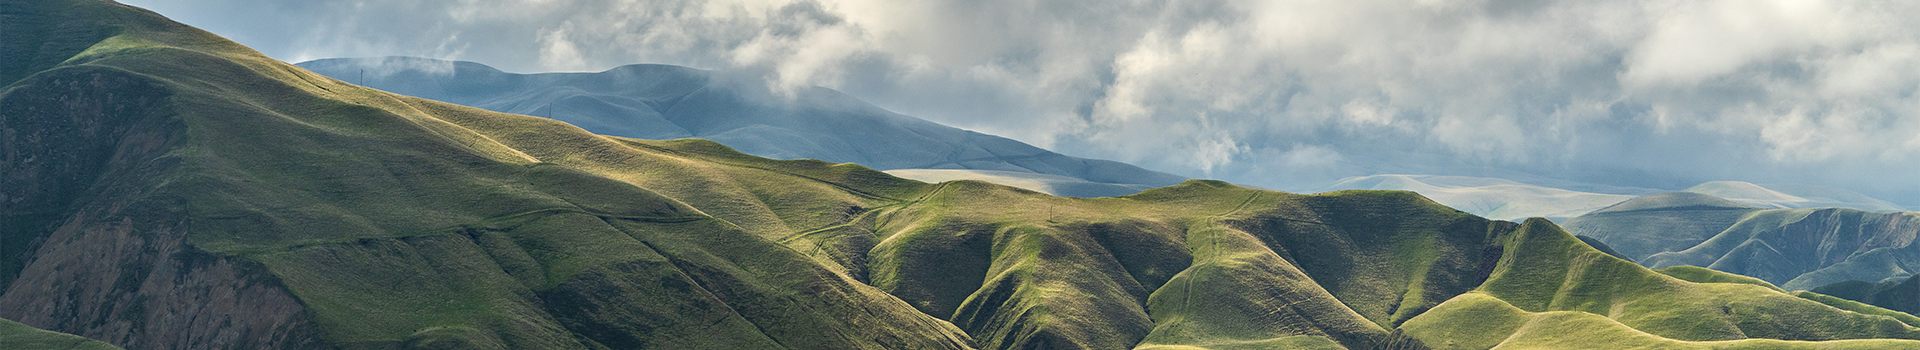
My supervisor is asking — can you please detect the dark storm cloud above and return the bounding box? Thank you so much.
[119,0,1920,205]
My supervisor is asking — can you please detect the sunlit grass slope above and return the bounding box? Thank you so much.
[12,1,1920,350]
[3,0,965,348]
[0,318,125,350]
[765,179,1523,350]
[1399,219,1920,349]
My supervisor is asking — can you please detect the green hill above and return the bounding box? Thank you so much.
[6,1,1920,349]
[1,1,966,348]
[0,318,125,350]
[1399,219,1920,349]
[850,182,1519,349]
[1811,276,1920,316]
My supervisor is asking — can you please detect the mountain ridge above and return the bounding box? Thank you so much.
[1321,175,1907,222]
[293,56,1187,197]
[1565,192,1920,291]
[7,1,1920,349]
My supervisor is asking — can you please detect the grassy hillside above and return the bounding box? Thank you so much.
[9,1,1920,350]
[0,318,125,350]
[1,1,967,348]
[1398,219,1920,349]
[1811,276,1920,316]
[838,182,1520,349]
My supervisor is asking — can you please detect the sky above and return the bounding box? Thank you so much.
[118,0,1920,206]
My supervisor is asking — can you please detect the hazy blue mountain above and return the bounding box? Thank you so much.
[1565,192,1920,290]
[295,57,1185,197]
[14,2,1920,348]
[1312,174,1650,222]
[1319,175,1907,222]
[1685,181,1907,212]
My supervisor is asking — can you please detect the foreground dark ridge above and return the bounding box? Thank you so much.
[4,1,1920,349]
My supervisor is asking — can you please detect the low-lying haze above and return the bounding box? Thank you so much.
[119,0,1920,206]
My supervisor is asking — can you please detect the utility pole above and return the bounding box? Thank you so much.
[358,69,364,86]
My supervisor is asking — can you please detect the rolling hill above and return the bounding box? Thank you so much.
[1564,192,1920,291]
[6,1,1920,349]
[292,56,1186,198]
[0,318,124,350]
[1399,220,1920,349]
[1812,276,1920,317]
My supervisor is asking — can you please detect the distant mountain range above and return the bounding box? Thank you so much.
[9,0,1920,349]
[1320,175,1906,221]
[294,57,1185,197]
[1564,192,1920,290]
[1314,175,1650,221]
[1681,181,1907,212]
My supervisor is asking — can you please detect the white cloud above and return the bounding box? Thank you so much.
[1280,144,1344,168]
[536,26,591,72]
[118,0,1920,204]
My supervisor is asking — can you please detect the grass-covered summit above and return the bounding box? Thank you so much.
[5,1,1920,349]
[1400,219,1920,349]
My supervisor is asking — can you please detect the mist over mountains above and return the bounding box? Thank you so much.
[295,56,1184,197]
[119,0,1920,209]
[1320,175,1906,222]
[11,1,1920,349]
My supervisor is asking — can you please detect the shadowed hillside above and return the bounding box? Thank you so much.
[7,1,1920,349]
[1812,276,1920,316]
[293,57,1186,198]
[1566,192,1920,291]
[1,1,970,348]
